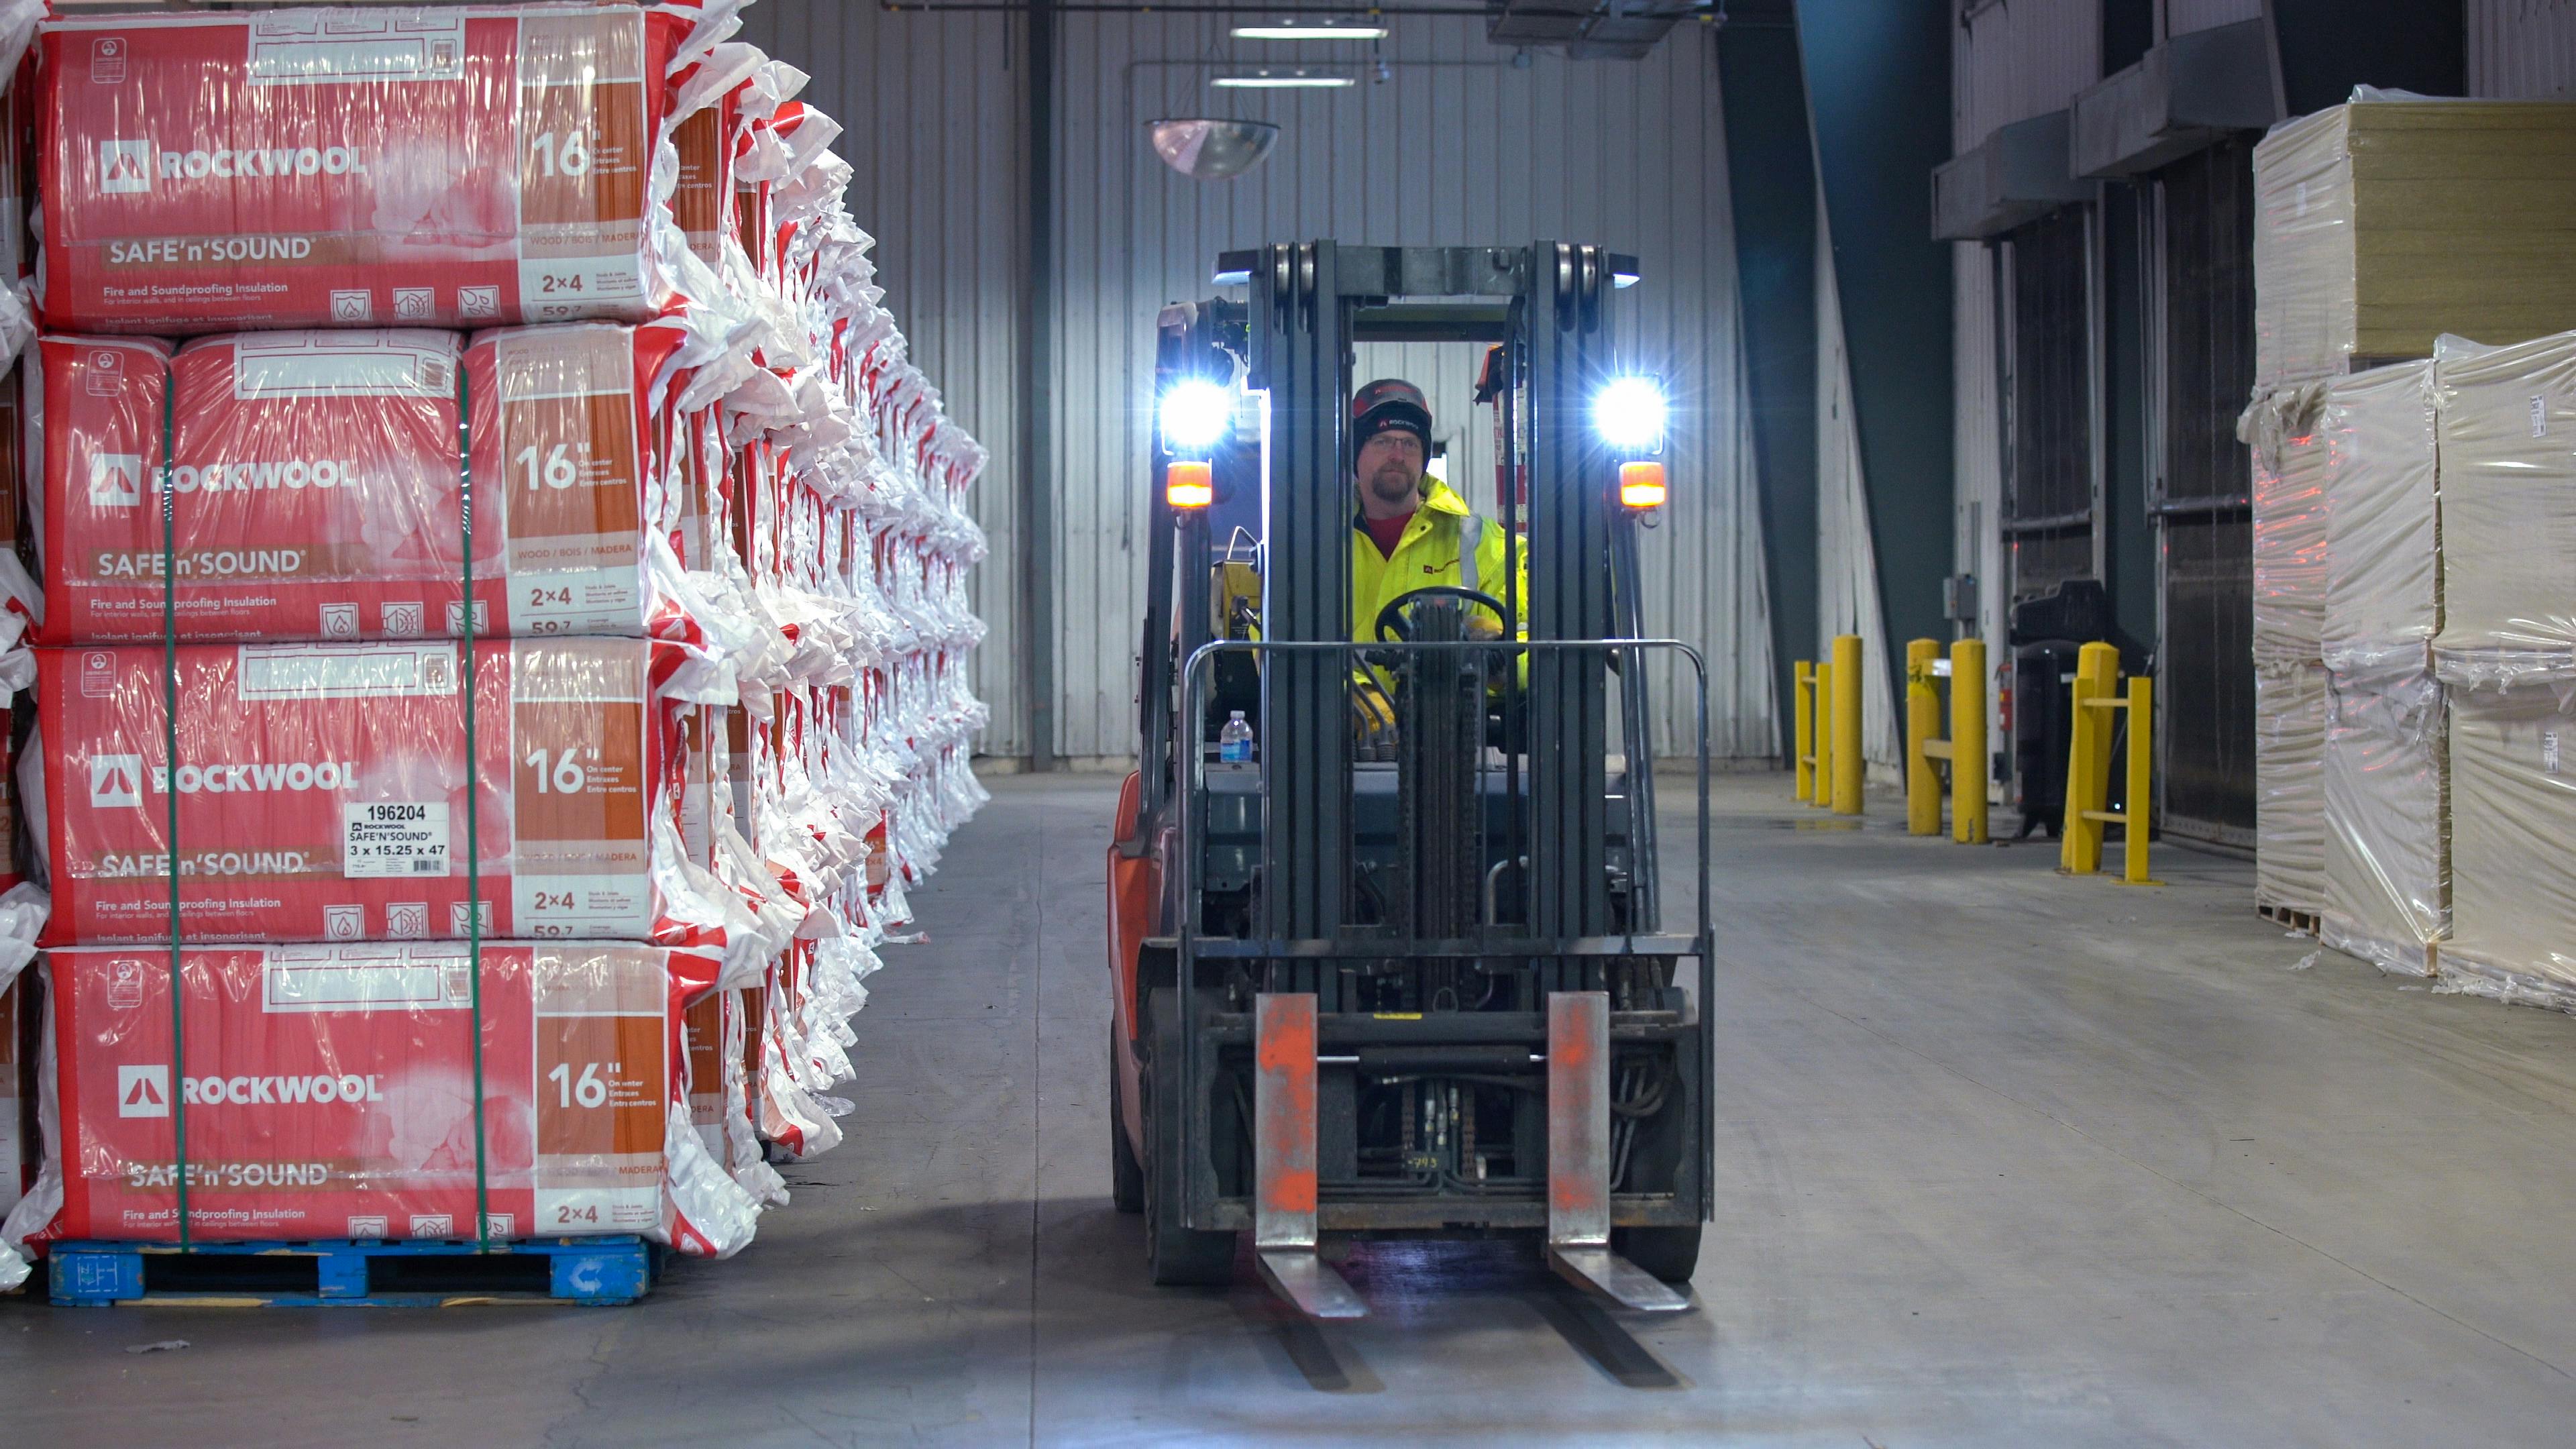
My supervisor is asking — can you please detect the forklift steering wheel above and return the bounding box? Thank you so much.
[1373,585,1510,643]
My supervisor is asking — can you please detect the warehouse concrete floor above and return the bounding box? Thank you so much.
[8,770,2576,1445]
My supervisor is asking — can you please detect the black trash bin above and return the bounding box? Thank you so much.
[2007,581,2147,841]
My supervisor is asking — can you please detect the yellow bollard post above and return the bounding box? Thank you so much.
[2062,669,2101,873]
[1831,634,1864,815]
[1811,659,1834,810]
[1905,639,1940,835]
[2060,641,2119,874]
[1793,660,1815,801]
[1951,637,1988,845]
[2124,674,2153,884]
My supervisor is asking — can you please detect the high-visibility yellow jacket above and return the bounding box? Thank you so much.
[1348,479,1527,644]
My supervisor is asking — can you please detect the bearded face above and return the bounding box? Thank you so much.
[1354,428,1425,518]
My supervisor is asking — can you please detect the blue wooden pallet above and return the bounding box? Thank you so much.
[47,1236,656,1307]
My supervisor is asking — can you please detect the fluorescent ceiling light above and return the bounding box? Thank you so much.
[1230,23,1390,39]
[1212,72,1357,88]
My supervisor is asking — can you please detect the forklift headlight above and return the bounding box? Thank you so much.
[1593,376,1667,453]
[1159,379,1234,453]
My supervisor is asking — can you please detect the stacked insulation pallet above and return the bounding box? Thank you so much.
[0,0,989,1297]
[2247,93,2576,937]
[2426,333,2576,1008]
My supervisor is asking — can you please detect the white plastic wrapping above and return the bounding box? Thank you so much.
[2320,360,2438,676]
[2256,659,2329,914]
[2242,382,2330,666]
[2430,326,2576,688]
[2439,683,2576,1008]
[2253,97,2576,388]
[2321,667,2448,976]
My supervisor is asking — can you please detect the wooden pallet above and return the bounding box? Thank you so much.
[46,1236,655,1308]
[2257,902,2320,936]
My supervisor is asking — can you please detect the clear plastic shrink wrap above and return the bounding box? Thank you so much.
[0,942,760,1257]
[2255,660,2329,913]
[2242,382,2330,665]
[2320,360,2438,676]
[2440,686,2576,1008]
[2321,668,2449,976]
[2253,95,2576,387]
[1,973,22,1225]
[6,321,769,647]
[2430,327,2576,688]
[33,1,747,335]
[2316,360,2449,975]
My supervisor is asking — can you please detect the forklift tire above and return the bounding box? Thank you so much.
[1611,1225,1703,1285]
[1110,1023,1144,1214]
[1143,987,1238,1287]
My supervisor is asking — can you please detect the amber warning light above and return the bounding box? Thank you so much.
[1619,461,1667,511]
[1166,460,1214,509]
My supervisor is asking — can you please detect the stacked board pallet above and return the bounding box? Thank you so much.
[0,0,990,1298]
[2247,93,2576,938]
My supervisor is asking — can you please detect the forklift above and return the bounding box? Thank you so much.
[1105,242,1715,1318]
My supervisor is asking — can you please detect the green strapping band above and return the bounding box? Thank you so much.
[158,362,186,1250]
[460,362,490,1254]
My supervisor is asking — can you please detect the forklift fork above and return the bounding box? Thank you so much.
[1252,992,1368,1318]
[1250,990,1688,1319]
[1546,991,1689,1312]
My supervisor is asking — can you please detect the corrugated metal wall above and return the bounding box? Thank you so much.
[738,1,1032,757]
[753,7,1769,765]
[2471,0,2576,97]
[1051,17,1772,761]
[1943,0,2102,784]
[1815,188,1901,768]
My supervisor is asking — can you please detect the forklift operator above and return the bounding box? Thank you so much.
[1346,378,1525,643]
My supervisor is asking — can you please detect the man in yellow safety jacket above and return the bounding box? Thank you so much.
[1347,378,1525,645]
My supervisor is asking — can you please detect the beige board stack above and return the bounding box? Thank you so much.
[2249,92,2576,928]
[2253,95,2576,384]
[2243,382,2329,919]
[2318,361,2446,977]
[2426,330,2576,1007]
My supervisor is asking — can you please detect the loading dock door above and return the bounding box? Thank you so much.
[2152,139,2257,847]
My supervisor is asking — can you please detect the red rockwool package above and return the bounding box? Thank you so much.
[9,323,746,645]
[35,3,727,333]
[24,638,773,968]
[4,942,759,1254]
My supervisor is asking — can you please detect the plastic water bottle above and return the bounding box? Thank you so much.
[1219,710,1254,763]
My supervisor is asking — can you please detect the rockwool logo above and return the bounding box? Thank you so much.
[160,145,368,181]
[99,140,154,195]
[181,1073,386,1106]
[158,760,355,795]
[91,753,144,809]
[117,1065,170,1118]
[89,453,144,508]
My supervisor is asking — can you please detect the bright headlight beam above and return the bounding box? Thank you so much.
[1160,378,1235,452]
[1593,376,1668,451]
